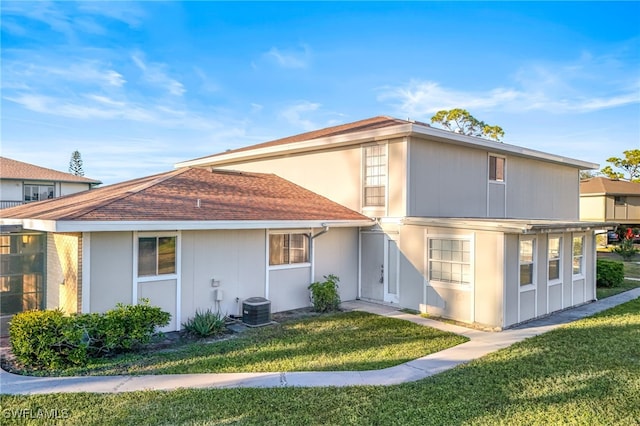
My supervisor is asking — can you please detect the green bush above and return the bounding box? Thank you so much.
[596,259,624,288]
[9,301,170,370]
[309,274,341,313]
[182,309,226,337]
[9,309,88,369]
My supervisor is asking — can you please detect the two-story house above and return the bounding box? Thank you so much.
[580,177,640,229]
[0,157,101,209]
[178,116,607,328]
[1,116,606,334]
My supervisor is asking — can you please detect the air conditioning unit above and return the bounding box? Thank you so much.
[242,297,271,327]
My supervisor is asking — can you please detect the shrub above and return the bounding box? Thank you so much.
[309,274,341,312]
[9,301,170,370]
[596,259,624,288]
[613,238,639,261]
[9,309,88,369]
[182,309,226,337]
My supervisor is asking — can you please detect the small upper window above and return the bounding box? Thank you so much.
[269,233,309,266]
[138,236,176,277]
[489,156,505,182]
[614,196,627,206]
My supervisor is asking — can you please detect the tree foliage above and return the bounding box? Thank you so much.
[69,150,84,176]
[430,108,505,141]
[600,149,640,182]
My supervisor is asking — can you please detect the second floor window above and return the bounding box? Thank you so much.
[489,155,505,182]
[363,145,386,207]
[24,185,54,202]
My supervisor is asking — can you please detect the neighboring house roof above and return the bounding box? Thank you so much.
[1,167,372,232]
[0,156,101,185]
[176,116,598,170]
[580,177,640,196]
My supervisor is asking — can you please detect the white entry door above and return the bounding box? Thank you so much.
[384,236,400,304]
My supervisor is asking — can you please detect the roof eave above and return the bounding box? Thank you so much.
[402,217,614,233]
[176,122,598,170]
[2,219,375,233]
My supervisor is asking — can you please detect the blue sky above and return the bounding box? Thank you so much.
[2,1,639,184]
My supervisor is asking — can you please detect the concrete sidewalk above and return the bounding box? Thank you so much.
[2,288,639,395]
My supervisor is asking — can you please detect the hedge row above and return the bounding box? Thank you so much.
[9,301,170,370]
[596,259,624,288]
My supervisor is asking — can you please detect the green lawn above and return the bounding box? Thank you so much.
[2,298,639,425]
[11,311,467,376]
[596,257,640,299]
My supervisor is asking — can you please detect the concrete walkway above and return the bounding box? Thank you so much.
[2,288,639,395]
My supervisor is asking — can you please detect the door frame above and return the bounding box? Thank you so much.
[383,234,400,304]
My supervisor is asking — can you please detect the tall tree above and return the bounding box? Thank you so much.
[69,150,85,176]
[600,149,640,182]
[430,108,505,141]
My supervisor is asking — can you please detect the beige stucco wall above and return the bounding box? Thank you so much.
[408,137,488,218]
[181,229,266,322]
[46,233,81,314]
[506,157,579,220]
[312,227,359,302]
[60,182,93,196]
[580,195,606,221]
[408,137,580,220]
[89,232,133,312]
[215,138,407,217]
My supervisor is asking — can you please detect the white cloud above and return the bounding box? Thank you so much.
[132,52,185,96]
[280,101,321,131]
[379,53,640,117]
[265,45,310,69]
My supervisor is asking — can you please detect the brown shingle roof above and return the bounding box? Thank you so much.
[580,177,640,195]
[1,168,370,222]
[0,157,101,184]
[189,116,420,162]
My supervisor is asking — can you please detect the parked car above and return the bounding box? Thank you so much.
[607,231,620,244]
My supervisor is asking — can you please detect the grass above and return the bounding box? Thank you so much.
[9,311,468,376]
[2,298,638,425]
[595,255,640,299]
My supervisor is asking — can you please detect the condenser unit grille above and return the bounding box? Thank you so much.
[242,297,271,326]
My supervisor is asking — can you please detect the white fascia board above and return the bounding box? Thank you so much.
[409,125,599,170]
[0,218,57,232]
[402,217,613,234]
[174,124,413,168]
[176,121,598,171]
[52,219,375,233]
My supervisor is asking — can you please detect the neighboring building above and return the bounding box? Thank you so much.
[1,116,608,334]
[0,157,101,209]
[0,168,372,334]
[178,116,608,329]
[580,177,640,227]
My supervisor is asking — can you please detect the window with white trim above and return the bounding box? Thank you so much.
[519,238,535,286]
[548,236,562,281]
[269,233,309,266]
[24,184,54,202]
[572,236,584,276]
[138,236,176,277]
[363,145,386,207]
[489,155,505,182]
[428,238,471,285]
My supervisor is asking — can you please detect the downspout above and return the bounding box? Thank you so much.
[310,226,330,283]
